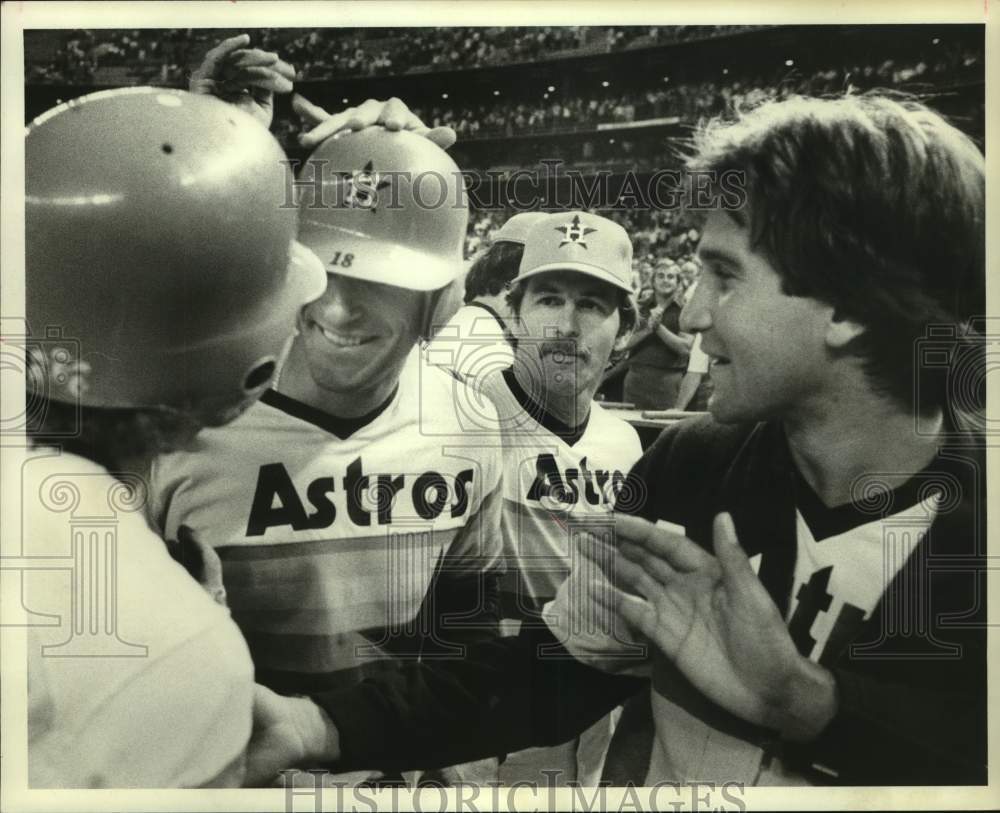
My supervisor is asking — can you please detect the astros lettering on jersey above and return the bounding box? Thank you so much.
[148,352,504,693]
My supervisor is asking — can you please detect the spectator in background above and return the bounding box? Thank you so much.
[622,259,692,409]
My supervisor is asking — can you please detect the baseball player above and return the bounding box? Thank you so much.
[147,126,506,783]
[425,212,547,370]
[424,211,644,785]
[424,211,547,379]
[18,87,327,787]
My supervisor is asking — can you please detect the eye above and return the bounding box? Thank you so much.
[706,263,736,290]
[580,298,613,314]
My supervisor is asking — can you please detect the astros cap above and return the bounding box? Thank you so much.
[493,211,549,246]
[516,211,633,293]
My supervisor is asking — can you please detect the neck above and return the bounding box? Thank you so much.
[655,291,672,306]
[511,363,593,429]
[782,386,943,507]
[277,339,397,419]
[111,450,157,484]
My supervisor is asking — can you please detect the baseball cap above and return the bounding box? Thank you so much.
[516,211,633,293]
[493,211,549,245]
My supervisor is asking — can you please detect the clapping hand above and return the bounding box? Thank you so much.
[594,513,837,741]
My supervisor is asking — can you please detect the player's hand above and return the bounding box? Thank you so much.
[293,94,457,150]
[243,685,342,787]
[600,513,838,741]
[166,524,227,607]
[190,33,295,128]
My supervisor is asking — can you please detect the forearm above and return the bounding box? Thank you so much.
[312,625,645,772]
[673,371,703,410]
[654,324,692,355]
[421,565,503,654]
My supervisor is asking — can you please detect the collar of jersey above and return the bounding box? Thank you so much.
[259,386,399,440]
[501,367,590,447]
[468,300,509,334]
[791,444,950,542]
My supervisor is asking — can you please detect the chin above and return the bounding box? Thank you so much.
[706,394,747,425]
[708,391,783,425]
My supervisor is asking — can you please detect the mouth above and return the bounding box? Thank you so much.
[310,320,376,349]
[543,346,588,364]
[702,344,731,368]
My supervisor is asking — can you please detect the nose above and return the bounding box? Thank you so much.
[680,282,712,334]
[552,303,581,338]
[310,274,361,325]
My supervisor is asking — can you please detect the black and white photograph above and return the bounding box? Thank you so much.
[0,2,994,811]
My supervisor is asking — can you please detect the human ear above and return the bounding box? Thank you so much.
[824,308,865,349]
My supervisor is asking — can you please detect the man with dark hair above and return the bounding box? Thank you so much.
[550,92,987,785]
[424,211,547,379]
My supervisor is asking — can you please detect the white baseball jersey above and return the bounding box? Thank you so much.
[447,365,642,787]
[148,352,504,693]
[479,369,643,612]
[424,302,514,383]
[15,449,253,788]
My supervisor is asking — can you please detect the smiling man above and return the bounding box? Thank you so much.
[148,127,506,781]
[549,93,987,786]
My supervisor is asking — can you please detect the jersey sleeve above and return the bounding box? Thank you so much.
[28,616,254,788]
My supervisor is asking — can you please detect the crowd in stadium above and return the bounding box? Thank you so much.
[26,25,769,84]
[417,53,983,139]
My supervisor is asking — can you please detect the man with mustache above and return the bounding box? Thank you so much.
[428,211,644,785]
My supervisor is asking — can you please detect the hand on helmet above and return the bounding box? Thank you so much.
[190,34,295,129]
[293,94,457,150]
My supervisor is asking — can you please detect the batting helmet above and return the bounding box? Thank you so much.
[296,127,468,291]
[26,87,326,410]
[492,211,549,246]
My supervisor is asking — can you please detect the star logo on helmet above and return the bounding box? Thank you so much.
[555,215,597,248]
[343,160,392,213]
